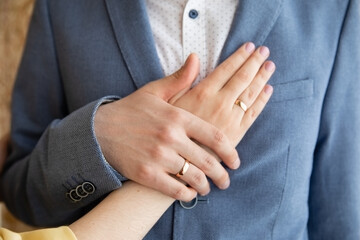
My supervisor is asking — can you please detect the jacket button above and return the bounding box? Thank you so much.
[82,181,95,194]
[68,189,81,202]
[76,185,88,198]
[179,196,198,209]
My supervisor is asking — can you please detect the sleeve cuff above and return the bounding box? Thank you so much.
[90,96,128,182]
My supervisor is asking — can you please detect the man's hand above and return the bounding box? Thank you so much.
[94,42,275,201]
[94,57,239,201]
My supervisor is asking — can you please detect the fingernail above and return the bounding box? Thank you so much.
[245,42,255,53]
[220,179,230,190]
[233,158,241,169]
[201,189,210,196]
[260,46,269,57]
[265,61,275,72]
[264,85,273,94]
[184,54,192,67]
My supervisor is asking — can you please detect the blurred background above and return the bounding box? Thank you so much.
[0,0,36,231]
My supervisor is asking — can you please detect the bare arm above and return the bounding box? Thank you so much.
[70,181,171,240]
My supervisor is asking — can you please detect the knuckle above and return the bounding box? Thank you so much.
[200,155,217,172]
[157,125,177,144]
[149,144,166,160]
[172,186,187,200]
[195,88,210,103]
[136,165,154,182]
[236,69,251,81]
[245,87,255,101]
[247,107,257,119]
[190,171,206,188]
[214,99,228,115]
[213,128,226,146]
[166,108,183,123]
[222,60,237,75]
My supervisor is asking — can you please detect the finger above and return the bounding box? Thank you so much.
[144,53,200,101]
[196,42,255,92]
[162,153,210,196]
[238,84,273,140]
[169,54,200,104]
[221,46,270,101]
[179,137,230,190]
[175,161,211,196]
[235,60,275,110]
[149,172,198,202]
[184,113,240,170]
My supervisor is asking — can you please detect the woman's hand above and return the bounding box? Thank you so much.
[172,43,274,145]
[169,43,275,193]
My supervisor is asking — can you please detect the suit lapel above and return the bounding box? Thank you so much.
[104,0,164,88]
[104,0,284,87]
[219,0,284,63]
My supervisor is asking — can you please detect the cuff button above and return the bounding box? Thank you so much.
[82,181,96,194]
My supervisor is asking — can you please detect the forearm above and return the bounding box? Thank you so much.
[70,181,174,240]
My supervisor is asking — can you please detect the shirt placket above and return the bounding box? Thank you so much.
[172,1,207,240]
[182,0,206,85]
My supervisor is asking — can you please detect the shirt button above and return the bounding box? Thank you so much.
[179,196,198,209]
[189,9,199,19]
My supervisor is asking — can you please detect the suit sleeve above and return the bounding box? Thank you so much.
[308,0,360,239]
[0,0,123,226]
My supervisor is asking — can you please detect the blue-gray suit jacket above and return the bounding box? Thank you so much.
[1,0,360,239]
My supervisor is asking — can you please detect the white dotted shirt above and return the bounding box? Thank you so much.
[145,0,238,85]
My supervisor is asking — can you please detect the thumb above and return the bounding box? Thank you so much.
[143,53,199,102]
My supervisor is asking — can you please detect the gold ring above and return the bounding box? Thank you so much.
[235,99,248,112]
[176,159,190,177]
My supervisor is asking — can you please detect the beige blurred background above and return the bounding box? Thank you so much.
[0,0,36,231]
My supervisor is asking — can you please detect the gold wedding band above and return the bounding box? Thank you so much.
[176,159,190,177]
[235,99,248,112]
